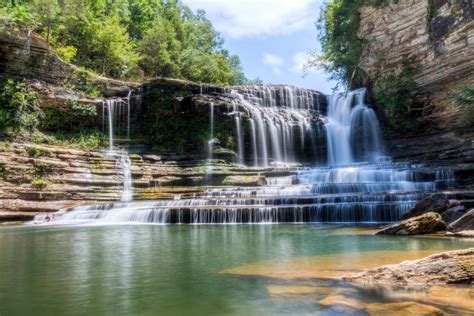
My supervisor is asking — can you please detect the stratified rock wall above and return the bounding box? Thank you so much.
[359,0,473,109]
[358,0,473,161]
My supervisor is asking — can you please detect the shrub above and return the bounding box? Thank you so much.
[31,178,50,190]
[0,80,44,133]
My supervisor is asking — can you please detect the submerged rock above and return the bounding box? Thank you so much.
[343,248,474,285]
[401,196,448,220]
[365,302,445,316]
[447,209,474,233]
[319,294,365,311]
[376,212,445,235]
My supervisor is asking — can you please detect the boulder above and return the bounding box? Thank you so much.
[447,209,474,233]
[401,196,448,220]
[376,212,445,235]
[343,248,474,285]
[441,205,466,224]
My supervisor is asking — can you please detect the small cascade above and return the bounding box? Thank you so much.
[104,97,132,152]
[207,102,215,177]
[118,153,133,202]
[127,89,132,140]
[102,96,135,202]
[23,29,32,54]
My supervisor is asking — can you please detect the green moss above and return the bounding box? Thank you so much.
[31,178,50,190]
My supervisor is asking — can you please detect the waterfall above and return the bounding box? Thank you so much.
[42,87,460,225]
[103,96,134,202]
[207,103,215,177]
[23,29,32,54]
[326,88,383,165]
[226,85,321,166]
[232,100,245,165]
[127,90,132,140]
[118,153,133,202]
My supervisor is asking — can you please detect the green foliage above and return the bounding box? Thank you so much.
[26,145,53,158]
[68,99,97,117]
[317,0,396,89]
[317,0,365,89]
[31,178,50,190]
[373,68,418,132]
[453,87,474,127]
[0,79,43,133]
[2,0,249,85]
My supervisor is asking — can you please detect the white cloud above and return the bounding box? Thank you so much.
[263,53,284,75]
[291,51,310,74]
[183,0,317,38]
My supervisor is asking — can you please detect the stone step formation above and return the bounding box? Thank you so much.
[24,86,473,224]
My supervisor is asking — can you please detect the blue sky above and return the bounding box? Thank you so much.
[183,0,338,93]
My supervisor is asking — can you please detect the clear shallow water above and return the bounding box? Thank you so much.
[0,224,472,315]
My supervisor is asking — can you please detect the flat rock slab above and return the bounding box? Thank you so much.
[343,248,474,286]
[376,212,445,235]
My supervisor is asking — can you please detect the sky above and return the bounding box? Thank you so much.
[182,0,338,93]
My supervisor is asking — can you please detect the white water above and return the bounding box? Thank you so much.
[207,103,215,177]
[326,88,383,165]
[23,29,32,54]
[227,85,320,166]
[39,87,458,225]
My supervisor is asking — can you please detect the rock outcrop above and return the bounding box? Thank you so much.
[376,212,445,235]
[447,209,474,232]
[401,196,449,219]
[0,142,293,221]
[358,0,474,163]
[343,248,474,285]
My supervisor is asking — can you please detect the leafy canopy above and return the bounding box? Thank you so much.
[1,0,254,85]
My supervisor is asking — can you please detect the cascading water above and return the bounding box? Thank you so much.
[43,86,459,225]
[207,102,215,177]
[227,85,322,166]
[326,88,383,165]
[103,97,134,202]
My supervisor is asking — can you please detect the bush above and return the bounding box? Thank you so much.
[31,178,50,190]
[0,80,44,133]
[373,67,418,132]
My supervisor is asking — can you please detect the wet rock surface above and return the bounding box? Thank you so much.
[401,196,449,219]
[343,248,474,285]
[376,212,445,235]
[447,209,474,232]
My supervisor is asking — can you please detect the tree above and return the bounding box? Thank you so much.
[31,0,60,44]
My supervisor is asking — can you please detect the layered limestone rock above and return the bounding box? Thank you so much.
[358,0,474,162]
[359,0,473,112]
[0,142,290,221]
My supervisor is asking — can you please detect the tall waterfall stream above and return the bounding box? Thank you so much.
[36,86,457,224]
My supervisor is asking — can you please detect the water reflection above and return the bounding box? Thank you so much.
[0,225,472,315]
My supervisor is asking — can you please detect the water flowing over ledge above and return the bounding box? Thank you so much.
[33,85,460,225]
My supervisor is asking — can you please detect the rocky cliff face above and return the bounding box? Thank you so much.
[358,0,473,161]
[359,0,473,109]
